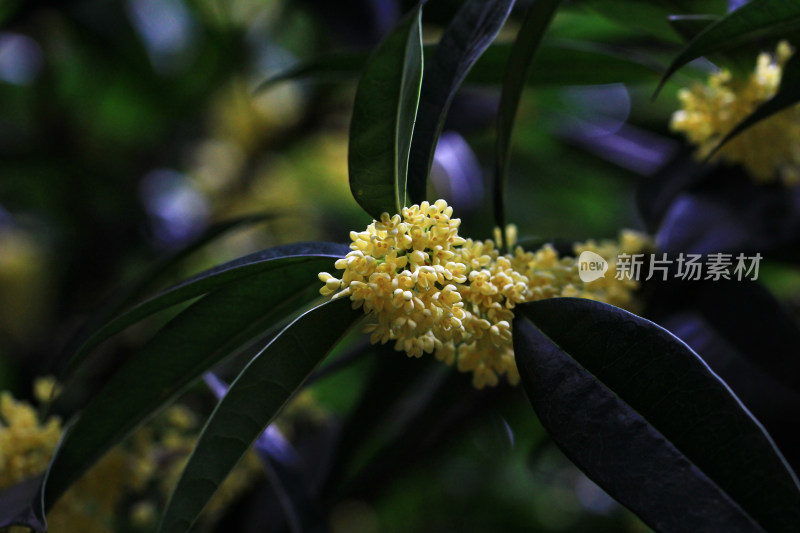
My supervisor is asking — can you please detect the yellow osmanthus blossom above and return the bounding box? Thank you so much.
[1,382,127,533]
[0,380,264,533]
[671,41,800,185]
[319,200,649,389]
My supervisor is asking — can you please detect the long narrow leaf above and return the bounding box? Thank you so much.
[473,40,661,85]
[668,14,719,41]
[407,0,515,204]
[255,52,369,91]
[60,242,348,378]
[349,6,424,218]
[204,373,315,532]
[515,298,800,532]
[709,52,800,157]
[258,41,659,91]
[657,0,800,94]
[41,256,337,511]
[58,212,280,375]
[494,0,562,241]
[157,298,362,533]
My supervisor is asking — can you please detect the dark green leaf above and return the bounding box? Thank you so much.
[657,0,800,94]
[337,370,512,502]
[255,52,369,92]
[41,255,339,511]
[59,212,280,375]
[581,0,731,52]
[472,40,662,86]
[157,298,362,533]
[710,52,800,157]
[204,373,317,532]
[349,7,424,218]
[668,14,719,41]
[494,0,562,241]
[258,41,660,91]
[0,0,22,25]
[515,298,800,532]
[406,0,515,204]
[60,242,349,379]
[320,342,430,494]
[584,0,686,43]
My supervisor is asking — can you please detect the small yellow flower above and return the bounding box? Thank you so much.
[671,41,800,185]
[322,200,649,389]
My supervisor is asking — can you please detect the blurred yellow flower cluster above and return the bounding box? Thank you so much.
[320,200,648,389]
[671,41,800,185]
[0,378,263,533]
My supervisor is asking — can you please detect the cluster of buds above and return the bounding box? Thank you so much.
[320,200,648,389]
[671,41,800,185]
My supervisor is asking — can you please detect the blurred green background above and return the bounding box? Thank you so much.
[1,1,743,531]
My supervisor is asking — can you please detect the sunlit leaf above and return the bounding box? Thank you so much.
[406,0,515,204]
[349,6,424,218]
[515,298,800,532]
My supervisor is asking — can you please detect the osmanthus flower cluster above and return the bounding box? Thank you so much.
[319,200,648,389]
[671,41,800,185]
[0,379,264,533]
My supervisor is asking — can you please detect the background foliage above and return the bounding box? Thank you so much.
[3,0,800,532]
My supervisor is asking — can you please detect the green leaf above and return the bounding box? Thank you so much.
[255,52,369,92]
[471,40,662,86]
[406,0,515,204]
[709,52,800,157]
[667,14,719,41]
[583,0,686,43]
[59,212,279,375]
[41,254,340,511]
[666,13,755,73]
[657,0,800,94]
[582,0,726,43]
[320,343,431,494]
[0,0,22,25]
[59,242,349,379]
[514,298,800,532]
[349,6,424,218]
[157,298,362,533]
[257,41,659,92]
[204,373,318,532]
[494,0,562,242]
